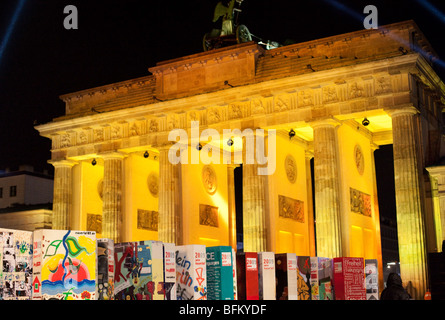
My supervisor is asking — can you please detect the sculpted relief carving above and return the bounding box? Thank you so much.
[199,204,219,227]
[137,209,159,231]
[375,76,392,94]
[285,154,297,184]
[278,195,304,223]
[147,172,159,198]
[251,99,265,114]
[350,188,372,217]
[149,119,159,133]
[130,122,142,136]
[354,144,365,175]
[229,103,244,119]
[322,86,338,103]
[349,82,364,99]
[298,90,313,107]
[60,134,71,148]
[94,128,104,142]
[202,165,217,195]
[274,94,292,112]
[207,107,223,124]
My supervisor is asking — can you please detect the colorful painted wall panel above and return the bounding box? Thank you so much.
[236,252,259,300]
[175,245,207,300]
[97,238,114,300]
[318,257,333,300]
[275,253,297,300]
[206,246,233,300]
[296,256,319,300]
[258,252,276,300]
[114,240,163,300]
[32,229,97,300]
[332,257,366,300]
[0,228,33,300]
[365,259,379,300]
[151,241,164,300]
[163,242,176,300]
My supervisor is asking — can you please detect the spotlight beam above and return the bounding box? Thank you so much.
[416,0,445,24]
[0,0,27,67]
[323,0,445,70]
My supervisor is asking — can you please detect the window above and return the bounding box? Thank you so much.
[10,186,17,197]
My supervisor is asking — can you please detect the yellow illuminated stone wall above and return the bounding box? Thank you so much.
[72,159,104,237]
[268,134,311,255]
[124,151,159,242]
[337,124,382,277]
[181,162,229,247]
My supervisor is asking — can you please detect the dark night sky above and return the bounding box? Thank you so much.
[0,0,444,221]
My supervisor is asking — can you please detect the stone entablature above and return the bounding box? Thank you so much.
[39,53,431,161]
[56,21,442,121]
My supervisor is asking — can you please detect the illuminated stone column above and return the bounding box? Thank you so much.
[227,164,238,250]
[391,107,427,299]
[426,166,445,251]
[311,119,342,258]
[102,152,125,243]
[242,135,267,252]
[158,146,182,244]
[51,159,77,230]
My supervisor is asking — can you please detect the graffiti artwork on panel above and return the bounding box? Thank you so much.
[137,209,159,231]
[175,245,207,300]
[350,188,372,217]
[0,229,33,300]
[33,230,97,300]
[199,204,219,227]
[97,238,114,300]
[278,195,304,223]
[114,241,156,300]
[297,256,312,300]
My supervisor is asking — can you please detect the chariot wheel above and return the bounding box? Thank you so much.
[236,24,252,43]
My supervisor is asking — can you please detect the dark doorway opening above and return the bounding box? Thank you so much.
[234,165,243,251]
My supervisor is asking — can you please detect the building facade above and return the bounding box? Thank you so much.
[0,165,53,231]
[36,21,445,299]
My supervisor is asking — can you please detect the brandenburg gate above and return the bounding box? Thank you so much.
[36,21,445,299]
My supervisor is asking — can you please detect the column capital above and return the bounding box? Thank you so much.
[48,159,78,168]
[386,106,419,118]
[305,150,314,159]
[309,117,341,129]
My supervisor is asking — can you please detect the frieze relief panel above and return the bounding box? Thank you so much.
[274,94,294,112]
[374,76,392,95]
[251,98,266,115]
[129,120,144,137]
[350,187,372,217]
[207,106,227,125]
[187,110,202,124]
[76,129,89,145]
[148,118,159,133]
[94,127,104,142]
[229,102,248,120]
[297,89,314,107]
[110,124,122,139]
[278,195,304,223]
[137,209,159,231]
[322,86,338,104]
[199,204,219,227]
[48,73,403,153]
[60,133,72,148]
